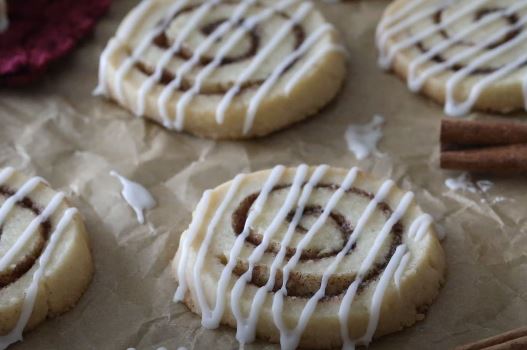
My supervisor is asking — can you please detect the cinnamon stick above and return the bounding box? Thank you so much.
[441,144,527,173]
[441,119,527,147]
[454,327,527,350]
[440,119,527,173]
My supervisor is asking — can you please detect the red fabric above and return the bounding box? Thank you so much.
[0,0,111,85]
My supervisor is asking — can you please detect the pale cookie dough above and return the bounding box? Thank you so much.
[173,165,446,349]
[96,0,347,139]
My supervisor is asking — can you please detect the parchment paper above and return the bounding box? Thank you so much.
[2,0,527,349]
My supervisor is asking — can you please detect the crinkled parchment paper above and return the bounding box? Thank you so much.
[1,1,527,349]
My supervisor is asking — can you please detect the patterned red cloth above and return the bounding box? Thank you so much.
[0,0,111,85]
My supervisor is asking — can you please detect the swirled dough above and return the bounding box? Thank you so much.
[96,0,347,139]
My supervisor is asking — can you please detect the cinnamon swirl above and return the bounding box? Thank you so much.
[95,0,347,139]
[172,165,446,349]
[377,0,527,116]
[0,167,93,349]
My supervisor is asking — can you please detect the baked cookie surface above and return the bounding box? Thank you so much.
[377,0,527,116]
[96,0,347,139]
[173,165,446,349]
[0,167,93,348]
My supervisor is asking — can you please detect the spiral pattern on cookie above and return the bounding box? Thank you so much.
[173,165,446,349]
[96,0,347,139]
[0,168,92,348]
[377,0,527,116]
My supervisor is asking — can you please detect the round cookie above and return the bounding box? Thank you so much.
[0,167,93,348]
[173,165,446,349]
[377,0,527,116]
[0,0,110,86]
[96,0,347,140]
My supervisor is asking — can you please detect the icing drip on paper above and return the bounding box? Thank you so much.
[345,114,384,160]
[110,171,156,224]
[445,173,493,194]
[0,0,7,32]
[96,0,346,134]
[175,164,440,349]
[377,0,527,116]
[0,167,77,349]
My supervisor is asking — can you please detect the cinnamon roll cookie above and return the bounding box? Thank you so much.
[173,165,446,349]
[95,0,347,139]
[0,167,93,348]
[377,0,527,116]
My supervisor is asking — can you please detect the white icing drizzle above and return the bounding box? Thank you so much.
[358,244,407,346]
[0,170,77,350]
[215,2,313,126]
[197,166,285,329]
[341,192,414,349]
[238,165,329,345]
[377,0,447,68]
[378,0,527,116]
[0,175,44,225]
[174,190,213,302]
[96,0,347,134]
[94,0,159,96]
[162,0,263,128]
[0,209,77,349]
[408,214,434,241]
[175,165,439,349]
[110,171,156,225]
[377,0,422,34]
[285,44,348,95]
[344,114,384,160]
[94,39,121,96]
[244,24,336,134]
[0,0,8,33]
[230,164,309,345]
[378,0,487,69]
[407,2,527,92]
[394,251,410,291]
[175,0,301,129]
[444,29,527,116]
[276,169,399,350]
[0,167,15,185]
[0,192,65,271]
[151,0,222,125]
[121,0,194,108]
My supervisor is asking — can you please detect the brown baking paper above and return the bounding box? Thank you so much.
[1,0,527,349]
